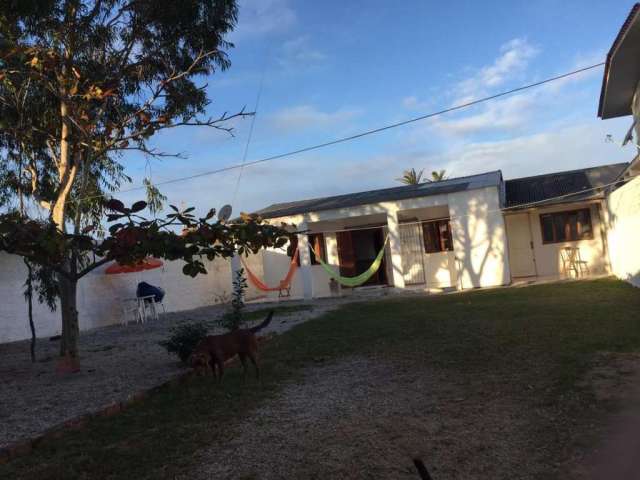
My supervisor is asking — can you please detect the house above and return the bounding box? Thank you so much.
[253,162,629,300]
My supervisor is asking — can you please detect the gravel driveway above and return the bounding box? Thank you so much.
[0,298,351,449]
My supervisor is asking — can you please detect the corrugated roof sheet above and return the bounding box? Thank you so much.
[256,171,503,219]
[504,163,628,208]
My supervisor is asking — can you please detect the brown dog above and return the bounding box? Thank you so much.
[189,311,273,382]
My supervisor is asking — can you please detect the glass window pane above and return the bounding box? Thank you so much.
[439,221,453,251]
[577,209,592,239]
[422,222,439,253]
[554,214,567,241]
[567,213,578,241]
[541,215,554,243]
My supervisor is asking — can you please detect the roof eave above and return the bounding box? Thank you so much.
[598,3,640,119]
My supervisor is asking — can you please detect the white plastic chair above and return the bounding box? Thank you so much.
[121,298,144,325]
[138,295,159,321]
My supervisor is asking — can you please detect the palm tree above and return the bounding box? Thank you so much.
[429,169,448,182]
[396,168,424,185]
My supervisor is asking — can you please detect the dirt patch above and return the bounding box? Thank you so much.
[185,356,552,480]
[570,353,640,479]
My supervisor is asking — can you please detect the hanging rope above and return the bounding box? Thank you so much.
[240,247,299,294]
[312,236,389,288]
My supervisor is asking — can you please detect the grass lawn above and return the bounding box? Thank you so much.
[3,278,640,479]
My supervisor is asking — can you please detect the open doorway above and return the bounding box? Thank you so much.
[336,227,388,286]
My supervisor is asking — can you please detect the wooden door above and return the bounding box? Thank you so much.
[505,213,537,277]
[336,231,356,276]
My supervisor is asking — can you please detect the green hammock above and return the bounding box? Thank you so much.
[312,235,389,288]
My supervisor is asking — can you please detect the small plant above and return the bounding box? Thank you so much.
[217,268,248,331]
[159,321,209,363]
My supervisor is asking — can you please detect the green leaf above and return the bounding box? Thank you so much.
[105,199,126,212]
[130,201,147,213]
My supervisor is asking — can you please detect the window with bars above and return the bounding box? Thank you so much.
[539,208,593,244]
[422,219,454,253]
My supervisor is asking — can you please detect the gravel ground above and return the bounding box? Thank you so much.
[0,296,357,449]
[184,356,552,480]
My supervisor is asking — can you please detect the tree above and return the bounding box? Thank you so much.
[0,0,290,369]
[396,168,424,185]
[429,169,448,182]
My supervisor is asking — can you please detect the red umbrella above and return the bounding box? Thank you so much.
[105,258,163,275]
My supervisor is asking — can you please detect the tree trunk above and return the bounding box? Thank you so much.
[57,274,80,373]
[24,259,37,363]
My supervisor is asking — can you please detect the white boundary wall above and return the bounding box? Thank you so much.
[0,252,266,344]
[607,176,640,287]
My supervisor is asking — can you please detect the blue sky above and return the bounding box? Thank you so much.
[120,0,636,216]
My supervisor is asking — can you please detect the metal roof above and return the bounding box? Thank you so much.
[504,163,628,208]
[255,171,503,219]
[598,3,640,119]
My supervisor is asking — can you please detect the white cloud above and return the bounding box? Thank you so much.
[454,38,539,103]
[401,95,434,110]
[232,0,296,40]
[433,93,535,135]
[434,120,631,181]
[278,35,327,70]
[269,105,361,133]
[402,38,540,134]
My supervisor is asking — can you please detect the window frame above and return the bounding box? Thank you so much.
[308,233,326,265]
[539,208,594,244]
[422,219,454,254]
[288,233,326,265]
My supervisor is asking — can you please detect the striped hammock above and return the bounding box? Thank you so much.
[240,247,298,295]
[312,235,389,288]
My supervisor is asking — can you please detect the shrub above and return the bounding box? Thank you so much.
[159,321,209,363]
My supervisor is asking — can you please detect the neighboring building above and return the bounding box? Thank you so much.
[598,2,640,287]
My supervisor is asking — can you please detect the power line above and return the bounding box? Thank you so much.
[71,61,605,205]
[231,49,270,209]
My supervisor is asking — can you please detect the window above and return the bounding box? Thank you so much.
[422,219,453,253]
[287,233,326,265]
[539,208,593,244]
[308,233,326,265]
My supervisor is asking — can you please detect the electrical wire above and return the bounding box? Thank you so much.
[231,50,270,210]
[68,62,605,206]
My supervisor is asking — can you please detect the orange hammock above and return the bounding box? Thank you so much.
[240,247,299,297]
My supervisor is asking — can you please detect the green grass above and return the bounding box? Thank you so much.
[3,278,640,480]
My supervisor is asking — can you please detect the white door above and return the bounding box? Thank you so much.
[399,223,426,285]
[505,213,537,277]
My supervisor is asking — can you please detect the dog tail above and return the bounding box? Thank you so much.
[250,310,274,333]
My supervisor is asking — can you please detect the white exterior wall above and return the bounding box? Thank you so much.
[527,202,610,279]
[448,186,511,289]
[424,251,458,289]
[607,176,640,287]
[266,185,510,293]
[0,252,246,343]
[261,247,332,300]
